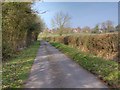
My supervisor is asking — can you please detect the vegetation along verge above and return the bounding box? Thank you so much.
[2,41,40,88]
[50,42,119,88]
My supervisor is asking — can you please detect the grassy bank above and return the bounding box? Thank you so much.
[50,42,119,88]
[2,41,40,88]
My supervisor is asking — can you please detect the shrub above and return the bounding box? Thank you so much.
[46,33,118,60]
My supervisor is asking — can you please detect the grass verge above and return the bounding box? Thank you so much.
[2,41,40,88]
[50,42,119,88]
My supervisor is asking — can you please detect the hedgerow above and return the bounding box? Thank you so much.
[46,33,118,60]
[2,2,44,60]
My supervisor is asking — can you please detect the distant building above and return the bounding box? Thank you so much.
[72,27,81,33]
[99,29,103,33]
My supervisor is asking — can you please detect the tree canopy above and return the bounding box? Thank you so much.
[2,2,45,60]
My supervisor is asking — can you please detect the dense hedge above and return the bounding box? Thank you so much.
[2,2,44,60]
[46,33,118,60]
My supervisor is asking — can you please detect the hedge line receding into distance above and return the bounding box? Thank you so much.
[45,33,118,61]
[2,2,44,60]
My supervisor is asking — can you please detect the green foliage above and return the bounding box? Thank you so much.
[2,41,40,88]
[92,24,99,33]
[2,2,44,60]
[51,42,119,88]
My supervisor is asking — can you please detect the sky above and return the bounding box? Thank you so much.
[32,2,118,29]
[42,0,119,2]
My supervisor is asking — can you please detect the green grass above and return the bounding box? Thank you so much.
[2,41,40,88]
[50,42,120,88]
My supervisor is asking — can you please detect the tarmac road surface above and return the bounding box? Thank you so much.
[24,40,108,88]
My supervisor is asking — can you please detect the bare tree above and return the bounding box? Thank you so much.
[106,20,114,32]
[51,11,71,36]
[100,22,107,33]
[101,20,115,33]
